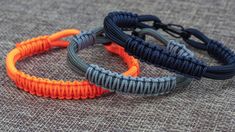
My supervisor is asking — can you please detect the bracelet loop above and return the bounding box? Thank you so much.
[183,28,210,50]
[68,28,192,95]
[156,23,235,79]
[6,29,138,99]
[104,11,235,80]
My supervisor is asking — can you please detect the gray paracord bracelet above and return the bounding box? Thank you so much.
[67,27,193,95]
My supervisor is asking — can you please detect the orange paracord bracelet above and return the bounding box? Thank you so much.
[6,29,140,99]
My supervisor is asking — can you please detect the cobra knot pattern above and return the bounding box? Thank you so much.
[9,34,109,99]
[86,64,176,95]
[71,31,96,51]
[125,36,207,79]
[207,40,235,64]
[106,11,139,28]
[14,71,109,99]
[166,40,194,58]
[16,36,51,57]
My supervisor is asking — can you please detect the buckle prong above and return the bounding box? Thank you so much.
[154,22,191,39]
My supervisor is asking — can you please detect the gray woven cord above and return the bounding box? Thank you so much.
[67,28,193,95]
[166,40,195,87]
[86,64,176,95]
[67,31,96,74]
[166,40,194,58]
[67,27,111,75]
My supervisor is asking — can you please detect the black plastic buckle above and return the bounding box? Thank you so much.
[154,22,191,39]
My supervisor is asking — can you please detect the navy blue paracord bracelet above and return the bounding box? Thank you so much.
[103,11,235,80]
[152,24,235,80]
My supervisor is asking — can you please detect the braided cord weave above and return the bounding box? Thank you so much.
[68,28,192,95]
[6,29,129,99]
[104,11,208,79]
[133,28,194,86]
[137,12,235,80]
[86,64,175,95]
[181,28,235,79]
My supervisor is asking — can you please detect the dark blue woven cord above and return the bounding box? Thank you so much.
[104,11,235,80]
[207,40,235,64]
[132,28,194,86]
[104,11,161,47]
[132,28,195,58]
[202,40,235,79]
[181,28,235,79]
[124,36,206,79]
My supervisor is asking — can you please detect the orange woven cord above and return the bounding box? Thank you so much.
[6,29,140,99]
[104,44,140,76]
